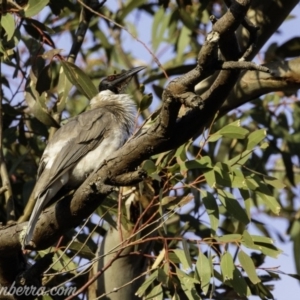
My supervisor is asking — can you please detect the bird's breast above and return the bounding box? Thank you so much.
[68,128,129,186]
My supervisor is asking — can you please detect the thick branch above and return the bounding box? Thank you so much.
[220,57,300,115]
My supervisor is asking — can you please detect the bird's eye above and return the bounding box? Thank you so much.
[107,75,116,81]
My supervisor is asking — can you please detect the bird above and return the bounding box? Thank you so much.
[22,66,145,248]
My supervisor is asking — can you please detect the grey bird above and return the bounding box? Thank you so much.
[23,66,145,248]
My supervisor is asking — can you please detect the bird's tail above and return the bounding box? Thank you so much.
[23,190,49,249]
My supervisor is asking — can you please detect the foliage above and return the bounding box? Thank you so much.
[0,0,300,299]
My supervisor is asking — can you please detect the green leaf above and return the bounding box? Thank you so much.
[145,284,163,300]
[176,268,201,300]
[228,149,252,166]
[135,270,158,297]
[241,230,255,248]
[56,69,72,113]
[173,249,192,271]
[239,189,251,218]
[182,239,193,269]
[41,48,63,60]
[94,29,111,49]
[25,73,60,128]
[195,251,211,295]
[287,273,300,281]
[175,143,188,162]
[139,93,153,111]
[218,124,249,139]
[142,160,157,174]
[178,9,197,31]
[1,14,15,41]
[216,234,242,243]
[204,168,216,187]
[238,250,261,284]
[172,291,180,300]
[201,191,219,233]
[217,189,250,224]
[256,191,280,215]
[249,235,282,258]
[255,282,274,299]
[221,252,235,281]
[281,150,295,185]
[289,220,300,277]
[51,250,77,272]
[161,194,194,210]
[229,267,250,296]
[250,235,274,245]
[61,61,98,100]
[246,128,267,150]
[180,156,213,172]
[245,177,259,190]
[207,133,222,143]
[263,176,286,189]
[152,7,171,51]
[214,163,245,188]
[24,0,49,17]
[118,0,146,20]
[157,268,169,285]
[36,64,52,95]
[176,25,190,63]
[214,164,232,187]
[67,241,95,260]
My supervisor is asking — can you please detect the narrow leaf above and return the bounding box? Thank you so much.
[195,251,211,295]
[24,0,49,17]
[218,125,249,139]
[180,156,213,172]
[230,267,250,296]
[173,249,192,271]
[201,190,219,233]
[238,250,261,284]
[176,268,201,300]
[135,270,158,297]
[218,189,250,224]
[182,239,193,269]
[145,284,163,300]
[228,149,252,166]
[246,128,267,150]
[139,93,153,111]
[1,14,15,41]
[61,61,98,100]
[256,191,281,215]
[221,252,235,281]
[216,234,242,243]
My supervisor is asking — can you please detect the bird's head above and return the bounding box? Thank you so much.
[99,66,145,94]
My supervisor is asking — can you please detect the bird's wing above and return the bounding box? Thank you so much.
[36,108,114,196]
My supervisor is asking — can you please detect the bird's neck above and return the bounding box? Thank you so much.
[91,90,137,135]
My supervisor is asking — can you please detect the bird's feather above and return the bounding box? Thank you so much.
[33,108,114,198]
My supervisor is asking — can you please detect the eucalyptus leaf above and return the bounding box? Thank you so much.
[24,0,49,18]
[221,252,235,281]
[61,61,98,100]
[1,14,15,41]
[238,250,261,284]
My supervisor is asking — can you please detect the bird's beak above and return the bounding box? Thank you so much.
[99,66,146,94]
